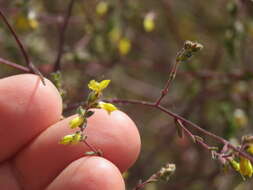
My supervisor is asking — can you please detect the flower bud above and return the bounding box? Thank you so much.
[98,101,118,114]
[69,116,85,129]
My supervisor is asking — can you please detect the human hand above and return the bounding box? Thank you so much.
[0,74,141,190]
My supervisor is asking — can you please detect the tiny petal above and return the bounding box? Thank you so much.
[99,80,111,91]
[143,13,155,32]
[88,79,110,93]
[98,101,118,114]
[247,144,253,155]
[88,80,100,92]
[72,133,83,144]
[118,38,131,56]
[239,157,253,177]
[69,116,85,129]
[229,159,240,172]
[96,1,108,16]
[59,134,75,145]
[233,109,248,128]
[59,133,83,145]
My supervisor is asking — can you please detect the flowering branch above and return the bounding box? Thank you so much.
[59,79,118,156]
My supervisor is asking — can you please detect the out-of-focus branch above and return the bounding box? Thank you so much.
[0,9,45,84]
[54,0,76,72]
[132,163,176,190]
[0,57,30,72]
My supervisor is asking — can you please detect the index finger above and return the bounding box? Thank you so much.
[0,74,62,162]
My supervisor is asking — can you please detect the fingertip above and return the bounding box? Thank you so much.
[46,156,125,190]
[14,109,140,189]
[87,109,141,172]
[0,74,62,161]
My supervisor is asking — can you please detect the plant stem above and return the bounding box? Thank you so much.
[54,0,75,72]
[155,60,179,105]
[0,9,45,84]
[0,57,30,72]
[82,139,102,156]
[108,98,253,163]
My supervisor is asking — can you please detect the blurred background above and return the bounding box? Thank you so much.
[1,0,253,189]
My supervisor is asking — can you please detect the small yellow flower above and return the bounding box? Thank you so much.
[69,116,85,129]
[88,80,111,94]
[14,11,39,32]
[59,133,83,145]
[239,157,253,177]
[59,134,74,145]
[233,109,248,128]
[96,1,108,16]
[143,13,155,32]
[28,10,39,29]
[72,133,83,144]
[118,38,131,56]
[98,101,118,114]
[246,144,253,155]
[109,27,122,44]
[229,159,240,172]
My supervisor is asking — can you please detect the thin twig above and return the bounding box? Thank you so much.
[82,139,102,156]
[155,41,203,106]
[0,9,45,84]
[108,98,253,163]
[0,57,30,72]
[133,177,157,190]
[54,0,75,72]
[155,60,179,106]
[132,163,175,190]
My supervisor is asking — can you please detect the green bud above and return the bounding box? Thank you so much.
[77,106,85,116]
[229,159,240,172]
[87,91,98,105]
[85,110,95,118]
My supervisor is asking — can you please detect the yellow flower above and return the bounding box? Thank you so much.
[109,27,122,44]
[59,133,83,145]
[88,80,111,94]
[14,11,39,32]
[98,101,118,114]
[229,159,240,172]
[239,157,253,177]
[246,144,253,155]
[233,109,248,128]
[69,116,85,129]
[143,13,155,32]
[118,38,131,56]
[96,1,108,16]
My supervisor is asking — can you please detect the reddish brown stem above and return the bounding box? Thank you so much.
[54,0,75,72]
[108,98,253,163]
[0,57,30,72]
[82,139,102,156]
[0,9,45,84]
[155,61,179,106]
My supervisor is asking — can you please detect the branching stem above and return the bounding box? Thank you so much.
[0,9,45,84]
[108,98,253,163]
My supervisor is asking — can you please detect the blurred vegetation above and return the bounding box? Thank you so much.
[1,0,253,189]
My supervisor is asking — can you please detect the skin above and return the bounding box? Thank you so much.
[0,74,141,190]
